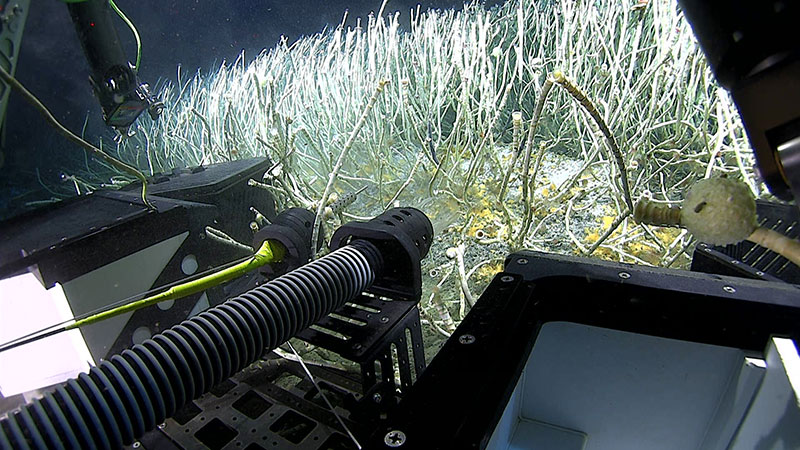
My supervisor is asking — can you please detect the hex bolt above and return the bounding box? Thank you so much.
[459,334,476,345]
[384,430,407,447]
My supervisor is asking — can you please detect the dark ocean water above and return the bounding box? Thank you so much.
[1,0,501,218]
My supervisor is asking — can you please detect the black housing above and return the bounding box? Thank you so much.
[330,207,433,300]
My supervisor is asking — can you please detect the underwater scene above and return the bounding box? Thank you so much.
[1,0,763,366]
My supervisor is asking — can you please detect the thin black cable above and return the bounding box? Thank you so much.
[0,254,253,354]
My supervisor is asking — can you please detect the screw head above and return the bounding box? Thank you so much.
[459,334,476,345]
[158,422,166,429]
[500,275,514,283]
[618,272,631,279]
[756,271,765,276]
[384,430,407,447]
[380,316,389,323]
[517,258,529,265]
[723,285,736,294]
[373,393,382,403]
[132,442,141,449]
[352,343,363,351]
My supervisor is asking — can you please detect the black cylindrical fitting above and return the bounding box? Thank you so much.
[330,207,433,300]
[252,207,323,277]
[370,207,434,259]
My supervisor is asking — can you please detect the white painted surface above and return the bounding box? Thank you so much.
[62,232,188,358]
[729,338,800,450]
[0,274,93,396]
[487,322,771,450]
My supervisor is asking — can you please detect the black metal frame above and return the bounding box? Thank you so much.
[9,158,799,450]
[0,158,275,361]
[368,250,800,449]
[297,292,426,402]
[139,353,366,450]
[691,200,800,284]
[107,158,277,356]
[125,204,435,450]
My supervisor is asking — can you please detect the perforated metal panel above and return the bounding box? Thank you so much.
[693,200,800,283]
[138,354,363,450]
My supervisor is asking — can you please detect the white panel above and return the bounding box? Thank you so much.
[520,322,751,450]
[0,275,92,396]
[729,338,800,449]
[62,232,188,358]
[487,372,524,450]
[699,357,765,450]
[509,419,586,450]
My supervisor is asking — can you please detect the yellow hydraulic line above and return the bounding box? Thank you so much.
[65,239,285,331]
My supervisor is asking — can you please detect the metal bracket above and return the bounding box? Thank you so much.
[297,292,426,400]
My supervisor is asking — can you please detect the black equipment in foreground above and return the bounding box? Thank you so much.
[368,251,800,449]
[6,241,797,450]
[0,158,276,361]
[0,162,435,449]
[0,241,381,449]
[0,156,798,449]
[2,1,799,448]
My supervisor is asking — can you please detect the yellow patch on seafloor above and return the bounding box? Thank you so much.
[477,263,503,279]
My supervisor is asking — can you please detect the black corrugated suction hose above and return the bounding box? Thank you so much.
[0,240,381,450]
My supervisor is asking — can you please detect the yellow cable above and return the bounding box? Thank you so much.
[108,0,143,71]
[66,239,285,330]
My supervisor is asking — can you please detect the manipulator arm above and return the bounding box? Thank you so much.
[66,0,163,135]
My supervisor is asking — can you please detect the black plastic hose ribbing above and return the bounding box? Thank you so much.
[0,242,379,449]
